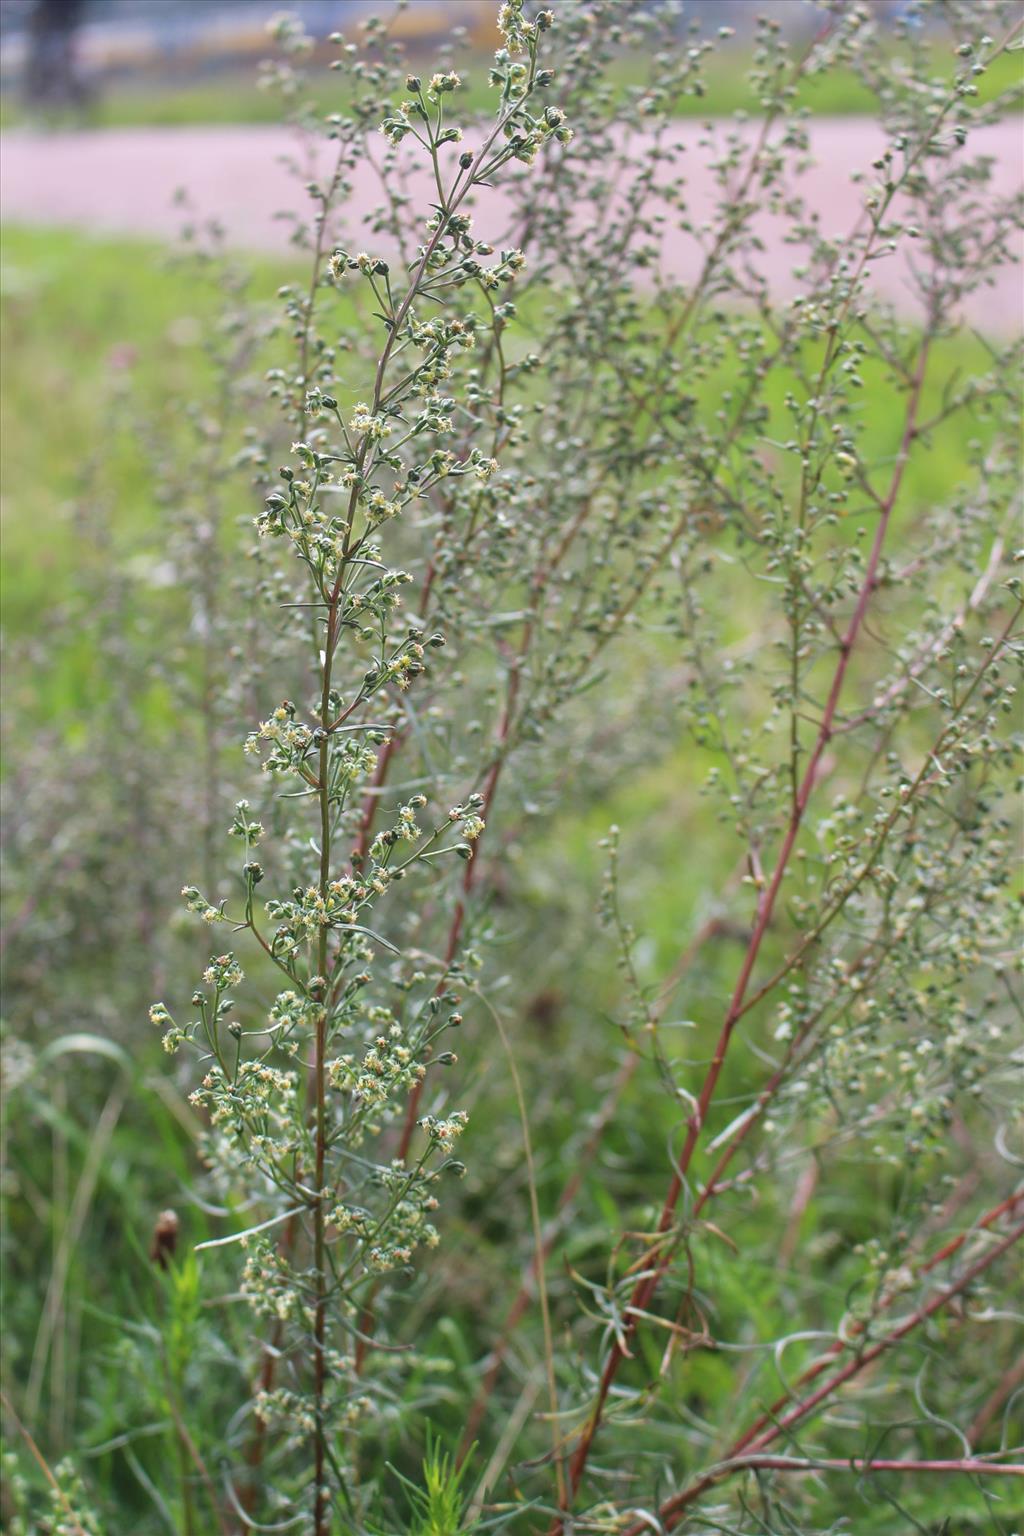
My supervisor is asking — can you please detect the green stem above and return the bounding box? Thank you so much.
[313,600,337,1536]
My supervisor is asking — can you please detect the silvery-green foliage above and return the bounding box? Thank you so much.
[3,1,1021,1532]
[156,1,1022,1528]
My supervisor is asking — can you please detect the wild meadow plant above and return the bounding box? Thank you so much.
[2,1,1023,1532]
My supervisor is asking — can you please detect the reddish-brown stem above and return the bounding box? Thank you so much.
[683,1455,1024,1478]
[357,496,601,1373]
[241,1209,299,1518]
[684,838,993,1213]
[457,913,732,1458]
[311,597,338,1536]
[620,1216,1024,1535]
[352,564,439,864]
[968,1354,1024,1448]
[0,1388,90,1536]
[726,1191,1024,1460]
[396,678,518,1162]
[556,337,933,1522]
[352,673,519,1378]
[395,479,596,1163]
[693,943,885,1217]
[734,1225,1024,1457]
[457,1050,641,1461]
[777,1159,821,1268]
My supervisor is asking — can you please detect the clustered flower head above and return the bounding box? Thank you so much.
[328,1021,424,1110]
[497,0,553,55]
[244,700,314,772]
[418,1110,469,1154]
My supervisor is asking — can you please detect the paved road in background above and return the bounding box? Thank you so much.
[2,120,1021,328]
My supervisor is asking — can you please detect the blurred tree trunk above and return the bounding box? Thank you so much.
[24,0,88,109]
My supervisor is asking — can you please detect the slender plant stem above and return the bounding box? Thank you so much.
[457,911,732,1460]
[312,603,336,1536]
[617,1216,1024,1534]
[681,1455,1024,1478]
[727,1190,1024,1462]
[0,1388,89,1536]
[554,328,936,1524]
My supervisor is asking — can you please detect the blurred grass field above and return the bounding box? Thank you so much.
[2,220,1012,985]
[1,220,1017,1533]
[1,220,1009,771]
[0,223,1003,632]
[1,42,1019,131]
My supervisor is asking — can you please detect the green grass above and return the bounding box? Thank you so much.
[0,228,286,623]
[0,228,302,745]
[0,223,997,568]
[1,42,1019,131]
[1,222,1005,723]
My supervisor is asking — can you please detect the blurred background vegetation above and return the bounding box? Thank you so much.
[1,0,1020,127]
[1,3,1022,1534]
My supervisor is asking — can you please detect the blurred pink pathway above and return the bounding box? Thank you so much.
[1,119,1021,328]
